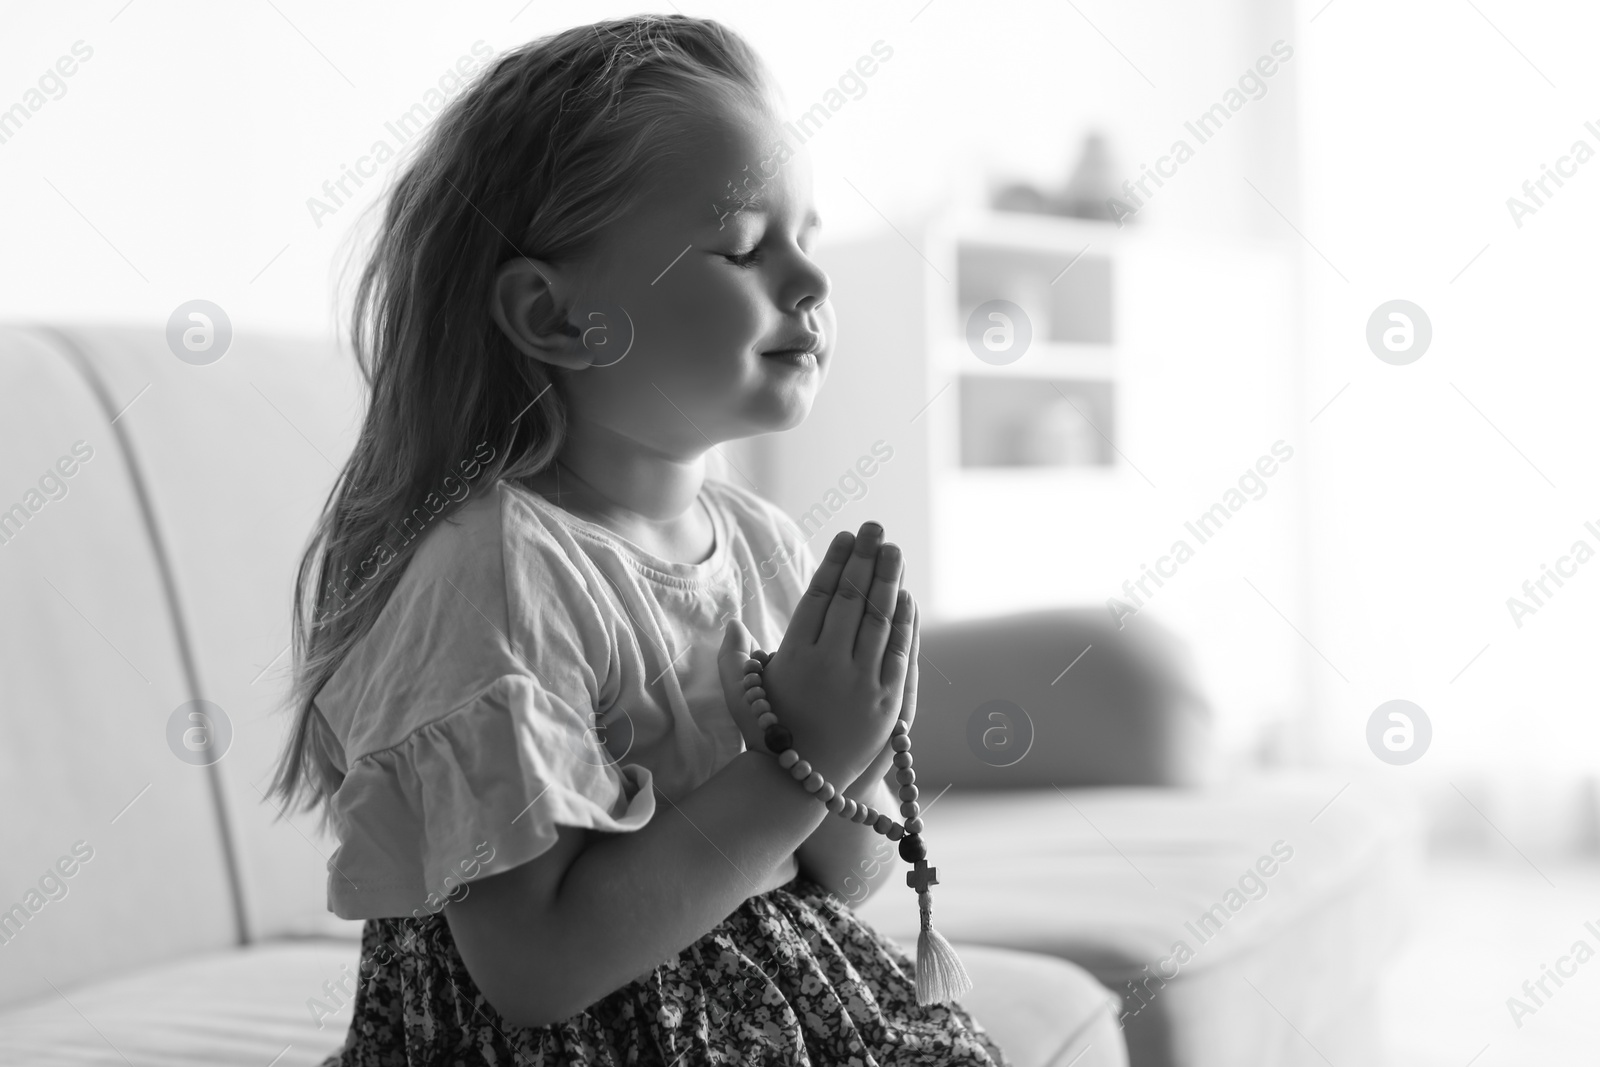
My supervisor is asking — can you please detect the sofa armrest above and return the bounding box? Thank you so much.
[908,609,1213,789]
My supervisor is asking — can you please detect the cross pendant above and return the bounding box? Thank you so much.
[906,859,939,894]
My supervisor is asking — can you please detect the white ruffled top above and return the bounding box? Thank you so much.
[314,477,816,919]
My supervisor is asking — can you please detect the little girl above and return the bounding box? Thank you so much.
[272,15,1010,1065]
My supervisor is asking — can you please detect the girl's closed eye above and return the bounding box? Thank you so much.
[721,216,820,269]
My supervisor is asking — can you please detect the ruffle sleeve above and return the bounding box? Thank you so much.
[326,672,655,920]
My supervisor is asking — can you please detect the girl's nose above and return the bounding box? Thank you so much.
[787,254,830,314]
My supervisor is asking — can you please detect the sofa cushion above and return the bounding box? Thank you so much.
[29,325,369,947]
[0,939,1125,1067]
[854,774,1422,1067]
[0,941,356,1066]
[0,328,243,1005]
[912,609,1214,790]
[945,943,1127,1067]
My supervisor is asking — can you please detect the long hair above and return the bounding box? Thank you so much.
[270,15,775,816]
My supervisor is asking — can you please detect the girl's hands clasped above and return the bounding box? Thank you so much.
[719,521,917,787]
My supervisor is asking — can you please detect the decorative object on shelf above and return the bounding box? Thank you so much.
[1056,131,1120,221]
[1018,395,1101,466]
[990,180,1053,215]
[740,648,974,1006]
[991,130,1130,224]
[960,378,1115,468]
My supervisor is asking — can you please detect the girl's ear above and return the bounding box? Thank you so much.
[490,258,592,370]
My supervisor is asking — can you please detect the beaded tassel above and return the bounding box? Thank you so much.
[741,650,973,1005]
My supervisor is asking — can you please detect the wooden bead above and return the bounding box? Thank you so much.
[743,659,763,673]
[750,699,772,715]
[892,751,913,768]
[892,719,909,735]
[764,725,793,753]
[900,800,920,818]
[895,767,916,785]
[904,817,924,834]
[899,784,919,802]
[743,672,763,688]
[839,798,857,819]
[751,650,770,664]
[790,759,812,781]
[887,823,905,840]
[777,749,799,769]
[890,735,911,753]
[872,813,893,834]
[745,687,766,701]
[825,793,846,813]
[803,771,826,793]
[855,805,874,824]
[817,782,836,802]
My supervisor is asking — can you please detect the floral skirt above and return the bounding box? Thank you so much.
[322,874,1010,1066]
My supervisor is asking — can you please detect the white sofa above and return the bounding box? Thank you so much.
[0,324,1125,1066]
[0,324,1421,1065]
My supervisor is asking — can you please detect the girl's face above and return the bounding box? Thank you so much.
[557,93,835,454]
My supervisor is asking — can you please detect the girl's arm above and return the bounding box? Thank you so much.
[448,748,831,1028]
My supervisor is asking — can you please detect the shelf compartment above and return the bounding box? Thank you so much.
[956,243,1114,345]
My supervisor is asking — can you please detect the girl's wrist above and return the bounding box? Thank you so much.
[742,740,862,803]
[747,744,886,816]
[843,742,896,799]
[840,769,891,804]
[733,749,833,838]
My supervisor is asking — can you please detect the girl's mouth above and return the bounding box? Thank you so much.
[761,349,818,369]
[761,331,823,368]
